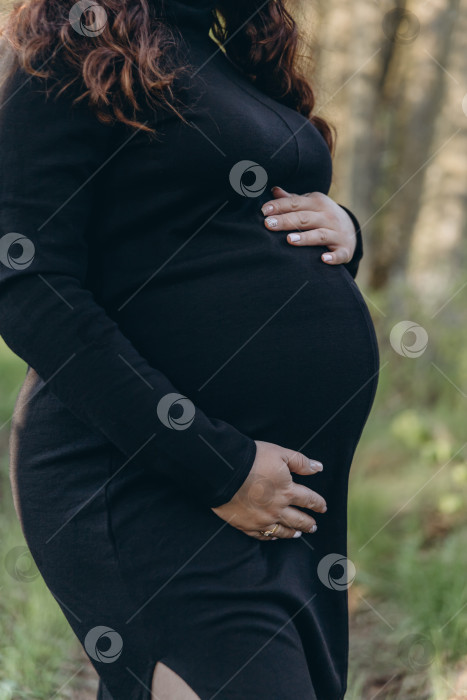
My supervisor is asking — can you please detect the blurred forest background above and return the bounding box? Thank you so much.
[0,0,466,698]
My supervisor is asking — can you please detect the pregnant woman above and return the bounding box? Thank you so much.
[0,1,379,698]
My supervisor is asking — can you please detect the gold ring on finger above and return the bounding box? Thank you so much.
[259,523,279,537]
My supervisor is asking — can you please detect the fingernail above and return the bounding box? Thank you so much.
[309,524,318,533]
[309,459,323,471]
[262,204,274,215]
[271,537,278,541]
[322,253,332,261]
[293,531,302,538]
[322,505,327,513]
[289,233,301,242]
[266,216,279,228]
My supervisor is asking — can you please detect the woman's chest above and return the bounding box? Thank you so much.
[118,40,333,201]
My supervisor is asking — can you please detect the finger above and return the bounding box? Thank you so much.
[262,194,310,217]
[321,247,352,265]
[261,190,293,217]
[270,523,302,539]
[261,194,312,216]
[287,483,327,514]
[271,185,292,198]
[247,524,301,540]
[264,210,327,233]
[245,531,272,541]
[264,190,328,216]
[286,228,335,247]
[282,448,323,476]
[280,506,320,534]
[238,527,275,541]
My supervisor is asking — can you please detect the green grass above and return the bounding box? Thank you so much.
[346,283,467,698]
[0,340,26,427]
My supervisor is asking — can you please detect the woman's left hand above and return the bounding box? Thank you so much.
[261,186,357,265]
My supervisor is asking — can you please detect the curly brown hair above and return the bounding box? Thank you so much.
[0,0,335,152]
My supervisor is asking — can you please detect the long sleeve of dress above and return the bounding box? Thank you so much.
[338,204,364,279]
[0,68,257,508]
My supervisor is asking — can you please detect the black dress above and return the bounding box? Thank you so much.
[0,2,379,698]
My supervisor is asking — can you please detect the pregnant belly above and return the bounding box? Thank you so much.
[115,241,380,453]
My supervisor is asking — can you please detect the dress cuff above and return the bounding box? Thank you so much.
[337,204,363,279]
[208,437,257,508]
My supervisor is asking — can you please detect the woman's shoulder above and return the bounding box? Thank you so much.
[0,56,112,142]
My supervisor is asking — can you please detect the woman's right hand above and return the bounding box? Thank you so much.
[212,440,327,540]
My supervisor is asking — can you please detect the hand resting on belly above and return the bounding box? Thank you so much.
[212,440,327,541]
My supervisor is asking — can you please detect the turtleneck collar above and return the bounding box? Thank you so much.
[163,0,217,34]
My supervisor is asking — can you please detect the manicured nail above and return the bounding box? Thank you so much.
[293,531,302,538]
[309,459,323,471]
[322,253,332,261]
[289,233,301,242]
[262,204,274,215]
[266,216,279,228]
[309,524,318,533]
